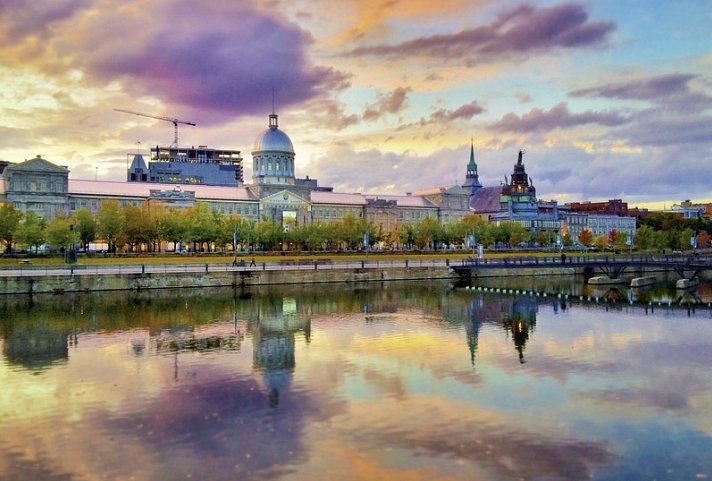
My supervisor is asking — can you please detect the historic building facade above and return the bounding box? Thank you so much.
[0,114,638,246]
[0,114,470,237]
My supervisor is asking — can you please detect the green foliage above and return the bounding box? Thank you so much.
[594,234,608,251]
[0,203,23,252]
[633,225,655,250]
[562,232,573,247]
[256,219,284,250]
[45,215,74,249]
[97,200,123,253]
[16,211,46,252]
[74,208,96,250]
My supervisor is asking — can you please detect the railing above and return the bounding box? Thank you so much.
[3,254,711,278]
[458,254,712,268]
[0,258,452,277]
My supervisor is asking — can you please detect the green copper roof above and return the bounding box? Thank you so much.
[468,142,477,172]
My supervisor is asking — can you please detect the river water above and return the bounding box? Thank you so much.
[1,279,712,481]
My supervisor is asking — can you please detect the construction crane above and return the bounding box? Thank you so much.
[114,108,196,147]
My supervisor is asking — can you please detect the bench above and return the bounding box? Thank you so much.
[18,259,32,265]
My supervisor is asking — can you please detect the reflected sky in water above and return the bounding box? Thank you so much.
[1,281,711,481]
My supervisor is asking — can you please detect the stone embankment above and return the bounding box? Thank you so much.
[0,263,453,295]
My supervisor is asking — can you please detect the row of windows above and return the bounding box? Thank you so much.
[400,210,435,220]
[313,208,361,218]
[9,180,66,193]
[212,204,258,216]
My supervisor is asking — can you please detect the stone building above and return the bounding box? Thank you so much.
[0,114,470,239]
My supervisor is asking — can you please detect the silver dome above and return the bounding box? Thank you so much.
[252,114,294,154]
[252,127,294,154]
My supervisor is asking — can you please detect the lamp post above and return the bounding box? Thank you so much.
[232,227,238,266]
[66,224,77,264]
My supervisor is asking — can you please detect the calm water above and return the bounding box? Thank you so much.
[2,280,712,481]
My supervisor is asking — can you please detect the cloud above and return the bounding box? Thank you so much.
[489,102,628,133]
[0,0,348,120]
[0,0,90,44]
[346,2,614,63]
[362,87,411,121]
[430,100,484,122]
[570,73,712,112]
[516,91,533,103]
[571,73,695,100]
[621,115,712,146]
[307,143,471,194]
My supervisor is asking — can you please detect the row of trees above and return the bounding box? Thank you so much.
[0,201,533,253]
[0,201,709,255]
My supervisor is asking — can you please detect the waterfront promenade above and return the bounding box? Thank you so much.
[2,253,710,295]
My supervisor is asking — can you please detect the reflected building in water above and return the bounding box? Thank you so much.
[249,296,311,408]
[500,297,538,363]
[1,321,69,369]
[446,291,539,366]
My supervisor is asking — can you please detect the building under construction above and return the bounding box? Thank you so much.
[128,145,244,186]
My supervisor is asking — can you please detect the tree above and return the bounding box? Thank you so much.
[414,217,441,249]
[607,229,619,247]
[123,203,155,252]
[633,225,655,251]
[157,208,188,252]
[578,229,593,247]
[74,208,96,250]
[16,211,46,253]
[562,232,573,247]
[594,234,608,251]
[0,203,23,253]
[97,200,123,253]
[696,230,711,249]
[399,224,416,249]
[45,215,74,250]
[218,214,242,251]
[677,227,695,250]
[614,231,630,251]
[255,219,284,251]
[184,203,220,252]
[460,214,494,248]
[536,230,548,247]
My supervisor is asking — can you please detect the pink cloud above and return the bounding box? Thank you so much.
[347,2,614,63]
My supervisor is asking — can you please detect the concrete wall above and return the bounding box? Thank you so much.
[0,267,453,295]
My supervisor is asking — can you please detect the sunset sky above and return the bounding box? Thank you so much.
[1,0,710,208]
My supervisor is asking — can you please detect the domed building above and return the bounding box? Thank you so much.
[247,113,328,201]
[251,113,296,186]
[247,113,334,227]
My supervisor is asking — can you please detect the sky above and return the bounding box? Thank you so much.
[0,0,710,208]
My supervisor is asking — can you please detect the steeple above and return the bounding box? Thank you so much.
[463,138,482,193]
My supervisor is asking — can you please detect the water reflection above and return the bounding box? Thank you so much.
[1,280,712,480]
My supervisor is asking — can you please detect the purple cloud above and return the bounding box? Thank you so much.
[570,73,712,112]
[621,116,712,146]
[489,102,628,133]
[0,0,90,45]
[571,73,695,100]
[431,100,484,122]
[363,87,412,121]
[8,0,348,120]
[347,2,614,62]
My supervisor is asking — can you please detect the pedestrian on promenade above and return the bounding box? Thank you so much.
[250,256,256,267]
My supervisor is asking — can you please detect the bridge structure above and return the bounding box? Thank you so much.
[451,254,712,284]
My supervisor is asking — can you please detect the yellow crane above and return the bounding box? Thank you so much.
[114,108,196,147]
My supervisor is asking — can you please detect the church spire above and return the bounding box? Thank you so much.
[463,138,482,193]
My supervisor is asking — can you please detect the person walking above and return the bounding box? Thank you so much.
[250,256,256,267]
